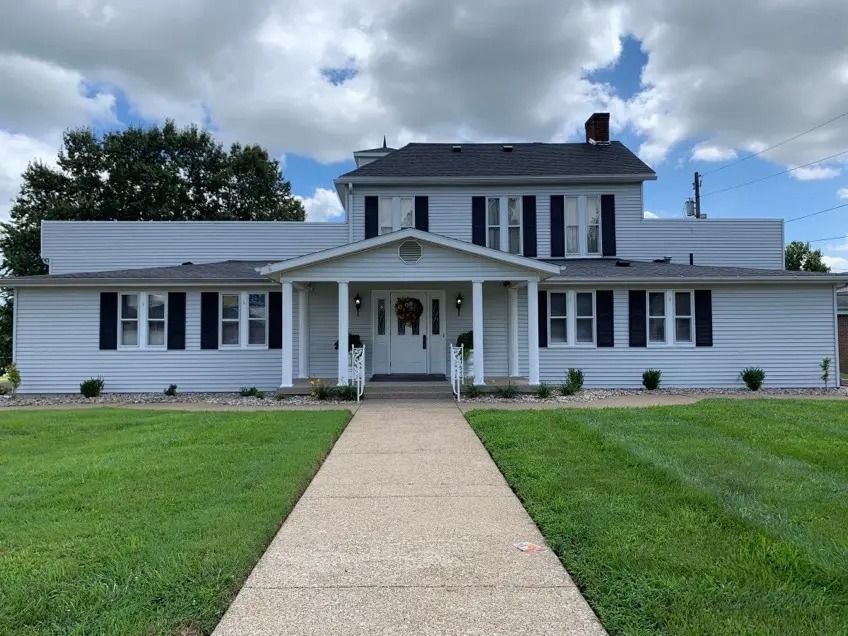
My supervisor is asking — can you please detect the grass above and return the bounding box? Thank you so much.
[0,407,350,635]
[467,399,848,635]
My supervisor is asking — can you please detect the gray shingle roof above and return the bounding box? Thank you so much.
[549,258,848,281]
[4,260,272,285]
[339,141,655,179]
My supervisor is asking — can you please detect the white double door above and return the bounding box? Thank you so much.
[387,291,446,375]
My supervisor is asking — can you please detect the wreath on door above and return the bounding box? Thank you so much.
[394,296,424,325]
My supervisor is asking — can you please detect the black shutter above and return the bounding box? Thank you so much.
[601,194,616,256]
[99,292,118,350]
[167,292,186,350]
[550,195,565,257]
[200,292,219,350]
[538,289,548,348]
[628,290,647,347]
[364,196,378,239]
[522,195,537,257]
[471,196,486,246]
[596,290,614,347]
[268,291,282,349]
[415,196,429,231]
[695,290,713,347]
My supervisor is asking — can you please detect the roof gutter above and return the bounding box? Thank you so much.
[1,277,276,288]
[334,173,657,186]
[548,275,848,285]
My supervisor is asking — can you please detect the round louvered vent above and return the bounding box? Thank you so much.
[398,240,422,264]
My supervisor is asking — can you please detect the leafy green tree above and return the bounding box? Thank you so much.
[0,121,305,368]
[784,241,830,273]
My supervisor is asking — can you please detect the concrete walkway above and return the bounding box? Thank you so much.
[214,400,605,636]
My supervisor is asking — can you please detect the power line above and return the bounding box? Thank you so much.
[701,148,848,198]
[785,202,848,224]
[701,109,848,177]
[807,234,848,244]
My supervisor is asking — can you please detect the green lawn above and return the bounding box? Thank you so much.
[467,399,848,635]
[0,408,350,636]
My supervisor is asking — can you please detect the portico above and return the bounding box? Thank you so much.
[259,229,559,390]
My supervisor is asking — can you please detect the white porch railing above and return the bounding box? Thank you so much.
[348,345,365,402]
[450,344,464,401]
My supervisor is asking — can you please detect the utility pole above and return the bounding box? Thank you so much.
[693,171,702,219]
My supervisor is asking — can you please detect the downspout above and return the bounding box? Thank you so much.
[834,285,841,386]
[11,288,17,363]
[347,182,354,244]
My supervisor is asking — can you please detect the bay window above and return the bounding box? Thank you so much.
[548,290,596,346]
[118,292,168,349]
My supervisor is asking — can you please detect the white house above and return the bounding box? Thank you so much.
[5,113,846,394]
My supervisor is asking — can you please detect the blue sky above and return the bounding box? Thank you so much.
[1,2,847,268]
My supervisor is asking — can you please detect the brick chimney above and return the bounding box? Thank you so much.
[585,112,610,144]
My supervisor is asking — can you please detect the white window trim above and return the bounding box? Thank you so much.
[506,196,523,256]
[117,292,168,350]
[547,289,596,348]
[563,194,603,258]
[219,291,269,350]
[646,290,696,347]
[486,196,501,251]
[145,292,168,350]
[377,195,418,235]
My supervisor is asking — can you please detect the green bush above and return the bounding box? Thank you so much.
[334,384,358,401]
[463,383,482,398]
[535,382,553,399]
[80,377,105,398]
[5,362,21,398]
[642,369,662,390]
[821,357,832,388]
[164,384,178,397]
[740,367,765,391]
[239,386,264,399]
[560,368,584,396]
[274,390,288,401]
[495,383,518,399]
[310,380,332,400]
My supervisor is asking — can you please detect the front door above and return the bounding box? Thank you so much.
[389,292,428,374]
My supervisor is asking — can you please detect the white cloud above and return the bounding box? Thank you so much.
[823,254,848,272]
[297,187,344,222]
[838,187,848,200]
[643,210,659,218]
[792,165,841,181]
[691,143,737,162]
[0,131,58,220]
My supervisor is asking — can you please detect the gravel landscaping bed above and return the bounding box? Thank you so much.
[464,386,848,404]
[0,392,352,408]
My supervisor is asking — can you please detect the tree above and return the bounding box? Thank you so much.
[784,241,830,273]
[0,121,305,368]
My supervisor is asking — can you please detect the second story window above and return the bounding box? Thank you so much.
[400,197,414,229]
[507,197,522,254]
[563,195,602,256]
[487,198,500,250]
[379,198,393,235]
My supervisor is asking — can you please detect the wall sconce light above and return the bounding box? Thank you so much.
[353,292,362,316]
[455,293,463,316]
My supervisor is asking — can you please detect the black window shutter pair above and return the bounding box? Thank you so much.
[364,196,429,238]
[99,291,186,350]
[536,289,613,348]
[628,289,713,347]
[471,196,537,255]
[549,194,616,257]
[200,291,283,350]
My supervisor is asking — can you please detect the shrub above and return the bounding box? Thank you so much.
[164,384,178,397]
[495,383,518,399]
[334,384,358,401]
[310,380,332,401]
[821,357,832,388]
[535,382,553,399]
[239,386,264,399]
[642,369,662,391]
[80,377,105,398]
[463,383,482,398]
[0,384,8,396]
[740,367,765,391]
[560,382,578,396]
[274,390,288,401]
[560,368,584,396]
[6,362,21,398]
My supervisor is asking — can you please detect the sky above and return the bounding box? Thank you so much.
[1,1,848,269]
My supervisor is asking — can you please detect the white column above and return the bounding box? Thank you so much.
[280,280,294,387]
[508,285,519,377]
[297,286,308,379]
[337,281,349,385]
[527,280,540,385]
[472,280,485,385]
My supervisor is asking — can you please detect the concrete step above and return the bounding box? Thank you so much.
[365,381,455,400]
